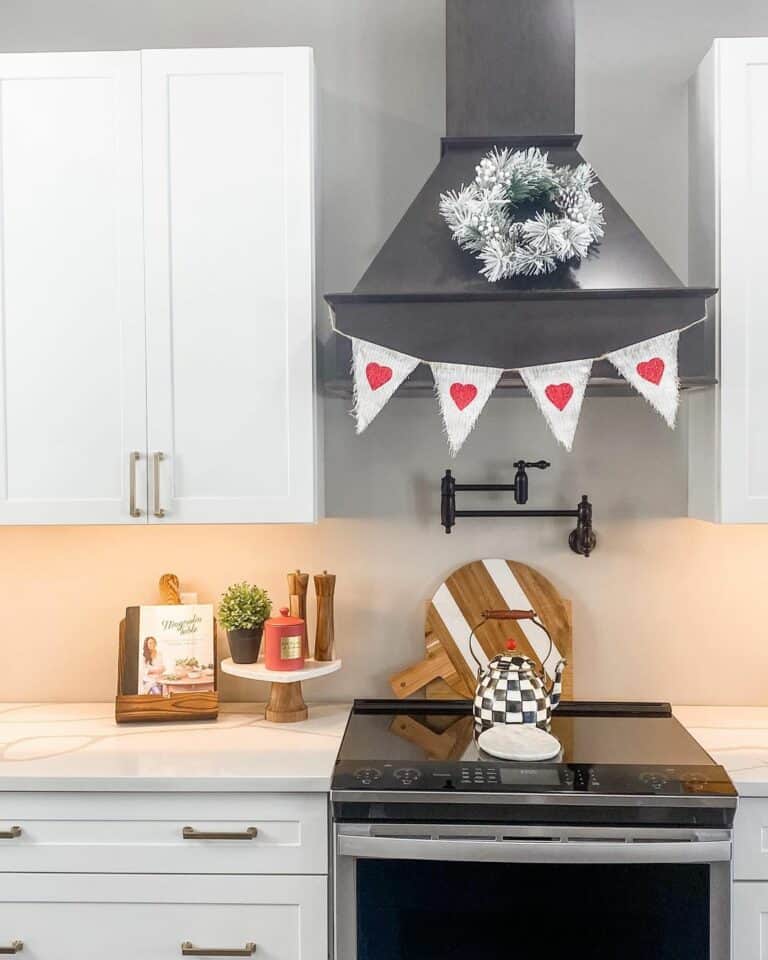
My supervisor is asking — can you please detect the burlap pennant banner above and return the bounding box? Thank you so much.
[344,326,687,452]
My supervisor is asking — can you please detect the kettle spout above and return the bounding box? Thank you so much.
[547,659,567,710]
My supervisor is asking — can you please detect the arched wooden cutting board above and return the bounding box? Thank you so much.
[390,559,573,701]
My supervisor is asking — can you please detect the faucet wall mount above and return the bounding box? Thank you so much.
[440,464,597,557]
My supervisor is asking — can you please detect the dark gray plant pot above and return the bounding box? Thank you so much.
[227,626,263,664]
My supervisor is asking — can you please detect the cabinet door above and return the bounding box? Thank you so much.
[0,874,326,960]
[0,52,148,524]
[694,40,768,522]
[142,48,317,524]
[734,880,768,958]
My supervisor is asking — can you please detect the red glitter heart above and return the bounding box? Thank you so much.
[544,383,574,411]
[450,382,478,410]
[366,362,393,391]
[636,357,665,385]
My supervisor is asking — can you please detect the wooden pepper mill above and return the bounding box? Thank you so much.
[287,569,310,657]
[314,571,336,661]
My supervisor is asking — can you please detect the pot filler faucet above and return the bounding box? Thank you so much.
[440,461,597,557]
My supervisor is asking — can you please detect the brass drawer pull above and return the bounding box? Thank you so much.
[0,827,21,840]
[181,942,255,957]
[182,826,258,841]
[0,942,23,954]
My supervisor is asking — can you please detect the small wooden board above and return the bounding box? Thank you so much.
[389,714,475,761]
[390,559,573,701]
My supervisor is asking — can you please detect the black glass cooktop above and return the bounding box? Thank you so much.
[332,700,736,805]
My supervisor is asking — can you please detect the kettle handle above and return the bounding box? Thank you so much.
[481,609,536,621]
[467,609,554,675]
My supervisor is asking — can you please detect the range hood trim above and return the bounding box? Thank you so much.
[327,288,717,305]
[328,295,712,370]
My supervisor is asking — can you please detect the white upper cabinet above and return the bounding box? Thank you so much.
[142,48,317,523]
[0,47,317,525]
[0,52,147,523]
[689,39,768,522]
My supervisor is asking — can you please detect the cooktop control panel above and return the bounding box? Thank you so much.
[332,761,734,797]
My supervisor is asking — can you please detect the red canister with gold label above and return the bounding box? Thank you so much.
[264,607,306,671]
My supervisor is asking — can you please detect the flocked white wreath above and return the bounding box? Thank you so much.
[439,147,605,281]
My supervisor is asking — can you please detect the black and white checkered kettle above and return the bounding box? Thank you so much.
[470,609,567,732]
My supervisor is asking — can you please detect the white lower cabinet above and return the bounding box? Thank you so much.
[734,882,768,959]
[0,874,326,960]
[733,798,768,958]
[0,793,329,960]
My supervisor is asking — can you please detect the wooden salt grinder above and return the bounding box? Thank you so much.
[287,569,310,657]
[314,571,336,661]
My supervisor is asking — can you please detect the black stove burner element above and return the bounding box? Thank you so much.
[331,700,737,829]
[440,467,596,556]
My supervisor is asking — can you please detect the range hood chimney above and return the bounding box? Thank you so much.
[447,0,574,137]
[325,0,715,391]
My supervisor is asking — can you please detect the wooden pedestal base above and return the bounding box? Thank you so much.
[220,657,341,724]
[265,681,308,723]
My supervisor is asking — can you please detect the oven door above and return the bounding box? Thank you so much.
[334,823,731,960]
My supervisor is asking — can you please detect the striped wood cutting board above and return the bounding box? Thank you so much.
[390,559,573,701]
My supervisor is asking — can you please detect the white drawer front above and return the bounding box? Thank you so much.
[0,874,326,960]
[734,799,768,880]
[0,793,327,874]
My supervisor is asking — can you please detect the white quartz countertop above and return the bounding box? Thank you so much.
[0,702,350,792]
[675,705,768,797]
[4,701,764,796]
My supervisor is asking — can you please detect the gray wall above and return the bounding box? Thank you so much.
[4,1,768,704]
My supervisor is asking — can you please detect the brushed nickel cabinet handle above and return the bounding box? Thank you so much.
[152,451,166,518]
[182,826,258,841]
[0,827,21,839]
[181,942,255,957]
[129,451,143,517]
[0,942,23,954]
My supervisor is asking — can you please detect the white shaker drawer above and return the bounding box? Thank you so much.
[0,793,327,874]
[733,798,768,880]
[0,873,326,960]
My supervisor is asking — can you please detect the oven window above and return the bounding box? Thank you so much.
[356,859,709,960]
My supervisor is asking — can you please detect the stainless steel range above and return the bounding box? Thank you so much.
[332,700,736,960]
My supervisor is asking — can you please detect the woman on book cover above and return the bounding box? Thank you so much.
[141,636,165,694]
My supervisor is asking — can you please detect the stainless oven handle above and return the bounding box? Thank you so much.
[337,834,731,865]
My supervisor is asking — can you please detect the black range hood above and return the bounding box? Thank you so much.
[325,0,716,394]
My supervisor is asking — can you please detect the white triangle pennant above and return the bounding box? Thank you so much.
[431,361,504,455]
[351,338,419,433]
[605,330,680,427]
[519,358,592,451]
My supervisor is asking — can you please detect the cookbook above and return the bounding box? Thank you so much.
[121,604,215,696]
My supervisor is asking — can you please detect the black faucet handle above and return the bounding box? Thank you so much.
[513,459,550,504]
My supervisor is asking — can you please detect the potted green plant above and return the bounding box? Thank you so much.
[218,582,272,664]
